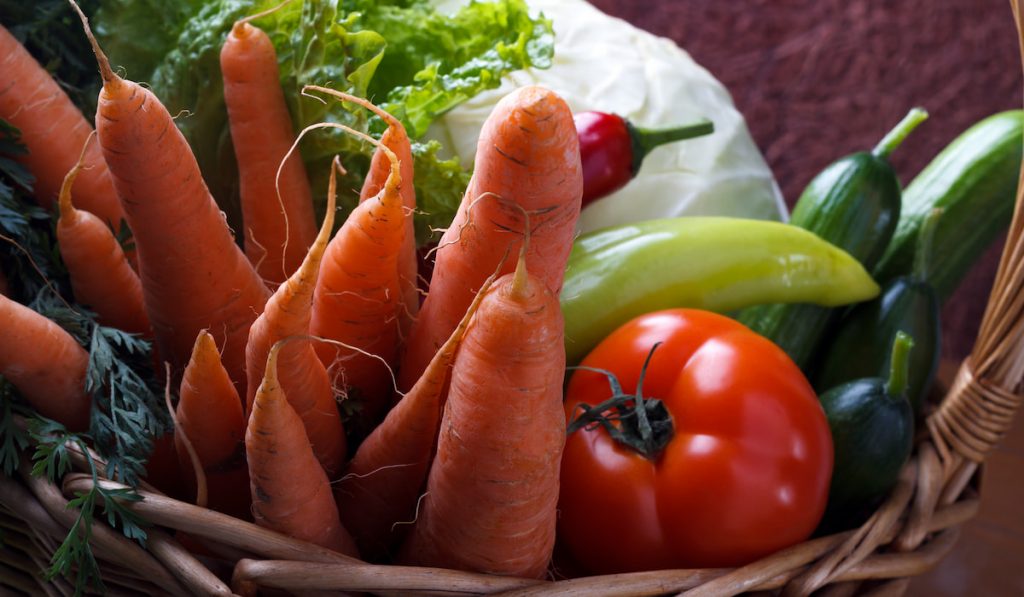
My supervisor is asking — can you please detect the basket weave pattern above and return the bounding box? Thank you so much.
[5,5,1024,597]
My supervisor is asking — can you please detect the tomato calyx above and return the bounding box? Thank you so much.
[566,343,674,459]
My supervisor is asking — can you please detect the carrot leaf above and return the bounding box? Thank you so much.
[0,392,30,475]
[0,119,65,302]
[29,419,150,597]
[34,296,170,486]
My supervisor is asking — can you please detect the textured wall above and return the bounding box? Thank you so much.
[592,0,1023,360]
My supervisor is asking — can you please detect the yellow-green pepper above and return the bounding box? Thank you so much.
[561,217,880,364]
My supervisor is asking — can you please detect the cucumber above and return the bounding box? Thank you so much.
[739,108,927,370]
[814,210,943,416]
[874,110,1024,301]
[813,276,939,416]
[816,333,915,534]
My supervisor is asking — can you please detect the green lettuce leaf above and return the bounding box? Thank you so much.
[92,0,552,243]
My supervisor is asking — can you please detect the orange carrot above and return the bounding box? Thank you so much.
[335,269,497,561]
[222,18,317,286]
[398,85,582,390]
[244,158,345,477]
[71,5,270,391]
[334,87,420,338]
[176,331,250,519]
[56,133,150,336]
[304,98,407,433]
[0,24,125,228]
[397,251,566,578]
[0,293,90,430]
[247,340,359,556]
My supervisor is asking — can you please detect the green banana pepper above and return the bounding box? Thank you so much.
[561,217,880,364]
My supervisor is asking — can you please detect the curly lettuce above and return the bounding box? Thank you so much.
[92,0,553,242]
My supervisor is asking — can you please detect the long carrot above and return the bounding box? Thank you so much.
[247,340,359,556]
[0,24,125,229]
[71,4,270,391]
[316,85,420,338]
[222,17,317,286]
[175,331,250,519]
[0,294,90,430]
[305,99,407,434]
[56,133,150,336]
[244,158,345,478]
[335,269,497,561]
[397,250,566,578]
[398,85,582,390]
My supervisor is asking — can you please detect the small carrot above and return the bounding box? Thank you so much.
[247,340,359,556]
[397,249,567,578]
[245,158,345,477]
[398,85,582,390]
[71,4,271,390]
[222,16,317,286]
[0,24,125,229]
[56,133,150,336]
[176,331,250,520]
[335,269,497,561]
[304,97,407,433]
[0,293,90,430]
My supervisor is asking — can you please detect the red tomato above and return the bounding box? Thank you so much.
[558,309,833,573]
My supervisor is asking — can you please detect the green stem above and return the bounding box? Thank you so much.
[872,107,929,160]
[629,119,714,174]
[886,332,915,398]
[566,344,674,459]
[912,207,945,282]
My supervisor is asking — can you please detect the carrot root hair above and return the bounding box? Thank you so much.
[57,130,97,221]
[164,362,207,508]
[235,0,296,31]
[271,332,402,399]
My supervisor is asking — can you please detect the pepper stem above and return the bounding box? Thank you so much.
[628,119,714,175]
[912,207,944,282]
[886,332,915,398]
[872,107,928,160]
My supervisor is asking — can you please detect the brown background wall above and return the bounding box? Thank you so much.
[591,0,1022,361]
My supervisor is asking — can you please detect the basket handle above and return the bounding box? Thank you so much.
[924,0,1024,499]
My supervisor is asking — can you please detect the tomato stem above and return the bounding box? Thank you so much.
[566,343,674,459]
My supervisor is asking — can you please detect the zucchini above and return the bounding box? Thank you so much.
[813,276,939,416]
[873,110,1024,300]
[816,333,915,534]
[814,210,943,416]
[739,108,927,370]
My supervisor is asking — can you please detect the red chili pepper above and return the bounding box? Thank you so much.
[575,111,713,206]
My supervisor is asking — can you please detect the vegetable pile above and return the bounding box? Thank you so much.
[1,0,1022,593]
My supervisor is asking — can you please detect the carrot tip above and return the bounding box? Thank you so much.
[68,0,121,88]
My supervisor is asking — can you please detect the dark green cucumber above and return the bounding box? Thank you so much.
[814,209,944,416]
[813,277,939,416]
[816,333,915,535]
[740,108,927,370]
[874,110,1024,301]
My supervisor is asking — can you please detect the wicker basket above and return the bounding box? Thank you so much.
[4,6,1024,597]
